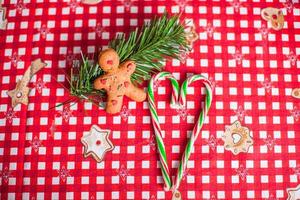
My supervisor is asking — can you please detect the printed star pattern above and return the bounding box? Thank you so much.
[81,125,114,163]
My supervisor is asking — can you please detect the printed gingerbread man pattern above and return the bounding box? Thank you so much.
[94,48,146,114]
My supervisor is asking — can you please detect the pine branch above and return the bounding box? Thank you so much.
[58,13,188,109]
[68,53,106,104]
[109,13,189,84]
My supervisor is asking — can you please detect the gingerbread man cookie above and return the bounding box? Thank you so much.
[94,48,146,114]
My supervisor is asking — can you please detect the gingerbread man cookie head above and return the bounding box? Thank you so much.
[98,48,120,73]
[94,48,147,114]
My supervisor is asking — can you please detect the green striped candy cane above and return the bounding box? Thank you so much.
[148,72,213,197]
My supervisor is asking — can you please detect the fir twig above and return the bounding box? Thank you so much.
[57,13,188,109]
[68,53,106,105]
[109,13,189,84]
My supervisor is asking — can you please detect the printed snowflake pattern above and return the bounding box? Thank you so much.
[264,135,276,151]
[15,0,26,14]
[286,51,298,66]
[290,106,300,122]
[152,79,161,92]
[283,1,294,13]
[181,168,191,181]
[205,135,219,151]
[93,23,105,38]
[261,78,273,94]
[149,194,157,200]
[202,23,215,38]
[236,164,248,181]
[29,136,43,153]
[38,24,50,39]
[34,78,46,94]
[57,107,73,122]
[120,106,131,121]
[68,0,80,12]
[208,77,218,91]
[258,24,269,40]
[230,0,243,13]
[265,194,278,200]
[0,167,12,184]
[57,166,71,182]
[90,195,95,200]
[232,49,244,65]
[120,0,135,12]
[204,194,217,200]
[4,108,17,124]
[175,105,189,120]
[9,52,21,67]
[175,0,189,12]
[148,135,156,151]
[65,50,77,66]
[117,164,130,182]
[292,165,300,178]
[30,195,36,200]
[234,106,247,121]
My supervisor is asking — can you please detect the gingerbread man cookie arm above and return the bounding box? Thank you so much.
[106,94,124,114]
[125,84,147,102]
[119,60,136,76]
[93,75,110,90]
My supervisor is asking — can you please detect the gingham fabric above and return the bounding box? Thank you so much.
[0,0,300,199]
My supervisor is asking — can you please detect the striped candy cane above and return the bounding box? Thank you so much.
[148,72,213,195]
[148,71,180,191]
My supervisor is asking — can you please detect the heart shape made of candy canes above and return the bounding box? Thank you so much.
[148,72,213,196]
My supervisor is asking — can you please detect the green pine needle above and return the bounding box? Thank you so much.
[68,53,106,103]
[109,13,189,84]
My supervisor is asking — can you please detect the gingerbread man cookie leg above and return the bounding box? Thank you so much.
[106,95,124,114]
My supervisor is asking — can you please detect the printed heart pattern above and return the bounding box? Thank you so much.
[148,71,213,192]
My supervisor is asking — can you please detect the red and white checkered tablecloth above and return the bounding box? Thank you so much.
[0,0,300,199]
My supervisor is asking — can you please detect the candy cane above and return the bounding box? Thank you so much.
[148,72,213,195]
[148,71,180,191]
[173,74,212,191]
